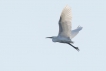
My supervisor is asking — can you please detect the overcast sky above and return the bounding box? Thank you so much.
[0,0,106,71]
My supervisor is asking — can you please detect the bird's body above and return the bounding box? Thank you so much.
[51,36,73,43]
[46,5,83,51]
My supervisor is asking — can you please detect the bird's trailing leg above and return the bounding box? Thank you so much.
[67,43,80,51]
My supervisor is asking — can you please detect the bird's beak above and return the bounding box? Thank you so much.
[46,37,53,38]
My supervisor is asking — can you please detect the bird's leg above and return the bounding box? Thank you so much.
[67,43,80,51]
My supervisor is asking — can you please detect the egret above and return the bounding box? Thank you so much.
[46,5,83,51]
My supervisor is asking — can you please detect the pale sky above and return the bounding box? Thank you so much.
[0,0,106,71]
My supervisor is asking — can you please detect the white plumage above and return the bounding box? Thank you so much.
[58,6,72,38]
[71,26,83,39]
[46,5,83,51]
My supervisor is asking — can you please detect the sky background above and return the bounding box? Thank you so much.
[0,0,106,71]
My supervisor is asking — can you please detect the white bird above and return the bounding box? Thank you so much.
[46,5,83,51]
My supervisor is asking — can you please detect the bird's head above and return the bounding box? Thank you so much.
[46,36,57,42]
[46,36,53,39]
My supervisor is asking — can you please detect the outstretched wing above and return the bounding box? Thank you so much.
[70,26,83,39]
[58,5,72,38]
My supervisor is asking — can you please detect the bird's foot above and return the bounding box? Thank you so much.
[74,47,80,51]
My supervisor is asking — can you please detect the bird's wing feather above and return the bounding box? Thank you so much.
[58,5,72,38]
[70,26,83,39]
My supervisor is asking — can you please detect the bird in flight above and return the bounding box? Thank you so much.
[46,5,83,51]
